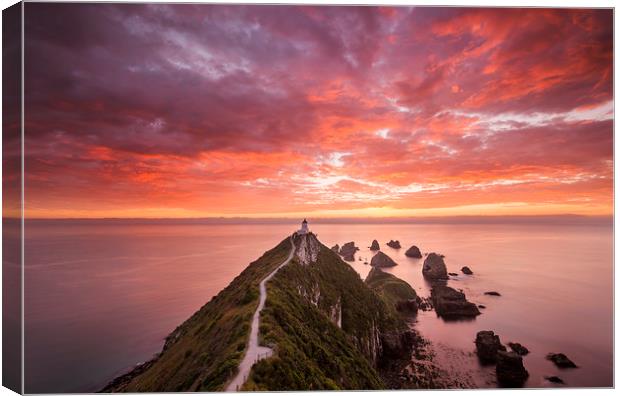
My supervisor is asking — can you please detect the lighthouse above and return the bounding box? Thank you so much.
[298,219,309,235]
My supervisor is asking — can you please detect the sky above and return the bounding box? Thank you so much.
[11,4,613,219]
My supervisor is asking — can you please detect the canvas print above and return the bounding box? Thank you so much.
[2,2,614,393]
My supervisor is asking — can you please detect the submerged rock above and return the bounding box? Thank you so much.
[478,304,486,309]
[461,266,473,275]
[545,376,564,384]
[546,353,578,368]
[496,351,529,387]
[370,240,380,251]
[386,240,401,249]
[475,330,506,364]
[508,342,529,356]
[370,251,398,268]
[422,253,448,280]
[405,245,422,258]
[448,272,458,276]
[484,291,501,296]
[431,285,480,319]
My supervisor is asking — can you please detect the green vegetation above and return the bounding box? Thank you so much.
[102,237,293,392]
[104,233,417,392]
[365,267,418,316]
[243,238,395,390]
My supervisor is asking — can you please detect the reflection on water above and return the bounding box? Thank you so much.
[24,221,613,392]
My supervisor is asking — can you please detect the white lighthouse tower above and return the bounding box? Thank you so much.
[298,219,309,235]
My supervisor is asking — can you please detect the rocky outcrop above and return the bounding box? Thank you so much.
[331,244,340,253]
[422,253,448,280]
[508,342,529,356]
[496,351,529,387]
[405,245,422,258]
[370,251,398,268]
[546,353,577,368]
[297,282,321,307]
[329,297,342,328]
[370,240,380,251]
[379,330,415,362]
[461,266,473,275]
[361,268,421,369]
[431,285,480,319]
[485,291,501,296]
[386,240,401,249]
[101,357,159,393]
[395,299,418,313]
[545,376,564,384]
[339,241,359,262]
[475,331,506,364]
[417,297,432,311]
[365,267,419,316]
[295,233,320,265]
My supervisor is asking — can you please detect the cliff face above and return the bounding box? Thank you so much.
[102,233,416,392]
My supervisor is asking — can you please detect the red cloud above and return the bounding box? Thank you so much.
[21,5,613,218]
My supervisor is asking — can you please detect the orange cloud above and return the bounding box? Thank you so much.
[19,5,613,219]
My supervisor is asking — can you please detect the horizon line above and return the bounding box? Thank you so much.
[6,213,613,225]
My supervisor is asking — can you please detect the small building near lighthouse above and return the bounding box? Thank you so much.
[298,219,309,235]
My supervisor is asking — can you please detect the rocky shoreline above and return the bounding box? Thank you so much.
[334,237,581,389]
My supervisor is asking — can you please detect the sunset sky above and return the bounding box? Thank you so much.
[15,4,613,219]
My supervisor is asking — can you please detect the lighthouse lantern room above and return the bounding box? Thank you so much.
[298,219,309,235]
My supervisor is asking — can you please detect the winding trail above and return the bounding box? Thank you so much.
[226,236,296,392]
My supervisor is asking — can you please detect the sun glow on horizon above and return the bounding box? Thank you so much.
[21,201,613,220]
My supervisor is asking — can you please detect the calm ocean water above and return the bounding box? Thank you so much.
[24,220,613,392]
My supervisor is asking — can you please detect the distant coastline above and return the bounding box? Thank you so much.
[13,214,614,226]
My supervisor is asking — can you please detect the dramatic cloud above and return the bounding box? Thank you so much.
[19,4,613,218]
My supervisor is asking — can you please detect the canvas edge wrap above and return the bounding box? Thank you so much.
[2,1,24,394]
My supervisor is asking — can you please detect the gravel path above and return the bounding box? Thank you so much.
[225,236,295,392]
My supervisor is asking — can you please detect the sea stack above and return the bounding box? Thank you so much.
[475,330,506,364]
[405,245,422,258]
[496,351,529,387]
[422,253,448,280]
[370,251,398,268]
[431,285,480,319]
[508,343,529,356]
[386,240,401,249]
[339,242,359,262]
[370,240,380,251]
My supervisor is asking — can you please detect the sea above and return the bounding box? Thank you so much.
[22,219,613,392]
